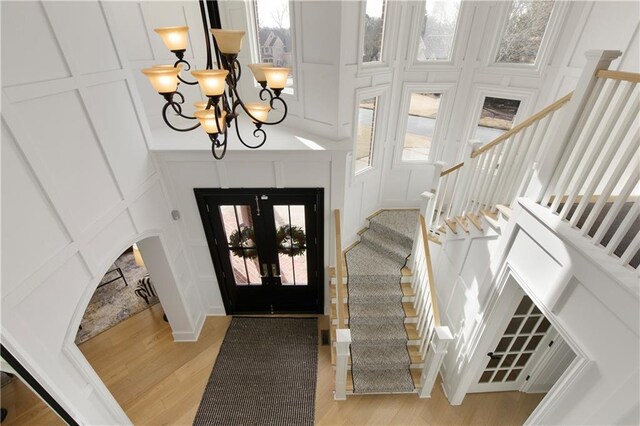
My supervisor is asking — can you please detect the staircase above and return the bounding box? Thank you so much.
[330,210,429,394]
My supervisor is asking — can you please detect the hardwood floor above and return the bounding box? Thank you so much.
[0,377,64,425]
[5,303,544,425]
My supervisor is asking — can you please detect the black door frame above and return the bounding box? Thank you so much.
[195,187,324,315]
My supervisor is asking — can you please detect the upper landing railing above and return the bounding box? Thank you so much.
[427,50,639,271]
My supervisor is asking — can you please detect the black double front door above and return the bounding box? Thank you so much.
[195,188,323,314]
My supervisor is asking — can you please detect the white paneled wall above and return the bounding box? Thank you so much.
[338,1,639,239]
[154,148,347,316]
[1,1,204,423]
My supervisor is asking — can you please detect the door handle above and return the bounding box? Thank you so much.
[487,352,501,360]
[271,264,281,278]
[260,264,269,278]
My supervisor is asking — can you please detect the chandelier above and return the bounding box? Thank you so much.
[141,0,290,159]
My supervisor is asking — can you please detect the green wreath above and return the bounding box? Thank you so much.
[276,224,306,257]
[228,225,258,259]
[228,224,306,258]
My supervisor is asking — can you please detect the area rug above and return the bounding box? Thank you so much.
[75,249,158,344]
[345,210,419,393]
[193,317,318,426]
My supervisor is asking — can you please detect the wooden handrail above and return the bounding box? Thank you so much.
[419,214,440,327]
[596,70,640,83]
[440,161,464,177]
[471,92,574,159]
[334,209,346,329]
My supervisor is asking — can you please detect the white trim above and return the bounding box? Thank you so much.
[393,82,457,169]
[483,1,570,77]
[405,0,470,71]
[352,84,390,178]
[458,85,536,162]
[355,0,399,77]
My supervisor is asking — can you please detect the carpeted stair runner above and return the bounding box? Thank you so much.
[345,210,419,393]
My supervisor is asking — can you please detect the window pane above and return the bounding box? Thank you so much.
[417,0,461,61]
[254,0,294,90]
[402,92,442,161]
[496,1,555,64]
[363,0,387,63]
[473,96,521,143]
[355,97,378,173]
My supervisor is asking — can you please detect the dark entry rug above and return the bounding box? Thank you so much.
[193,317,318,426]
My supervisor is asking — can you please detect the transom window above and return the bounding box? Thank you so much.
[416,0,461,62]
[473,96,521,143]
[254,0,294,91]
[495,0,556,65]
[402,92,442,161]
[355,97,378,173]
[362,0,387,63]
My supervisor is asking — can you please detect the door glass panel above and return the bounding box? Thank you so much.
[522,316,541,334]
[219,205,261,286]
[478,294,555,388]
[506,369,523,382]
[479,370,494,383]
[492,370,507,382]
[402,92,443,162]
[501,353,517,368]
[273,205,308,286]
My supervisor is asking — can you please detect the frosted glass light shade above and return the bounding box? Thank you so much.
[193,101,210,111]
[248,63,273,82]
[154,26,189,51]
[194,109,227,134]
[263,67,290,90]
[141,67,180,94]
[191,69,229,96]
[152,64,183,70]
[211,29,245,54]
[245,102,271,123]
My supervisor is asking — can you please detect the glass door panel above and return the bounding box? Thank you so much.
[273,205,308,286]
[471,294,555,392]
[219,205,261,286]
[196,188,323,314]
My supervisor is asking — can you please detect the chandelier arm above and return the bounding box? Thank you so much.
[173,59,198,85]
[233,58,242,82]
[232,115,268,149]
[166,93,198,120]
[162,102,201,132]
[259,87,274,102]
[229,85,288,126]
[210,132,228,159]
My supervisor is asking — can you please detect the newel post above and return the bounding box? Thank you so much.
[418,326,454,398]
[527,49,622,201]
[334,329,352,400]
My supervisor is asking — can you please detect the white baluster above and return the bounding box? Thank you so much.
[334,329,352,400]
[619,232,640,266]
[533,49,622,203]
[492,127,528,206]
[592,167,639,244]
[512,113,552,200]
[418,326,453,398]
[606,198,640,256]
[450,141,481,217]
[569,94,639,228]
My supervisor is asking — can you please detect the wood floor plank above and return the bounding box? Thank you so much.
[39,303,547,426]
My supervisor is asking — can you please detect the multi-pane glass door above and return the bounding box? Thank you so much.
[195,188,323,314]
[470,294,554,393]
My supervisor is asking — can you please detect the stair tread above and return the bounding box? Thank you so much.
[466,212,483,231]
[455,215,469,233]
[496,204,512,219]
[445,219,457,234]
[360,229,411,264]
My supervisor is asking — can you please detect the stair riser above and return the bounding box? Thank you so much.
[331,316,417,326]
[360,234,408,265]
[331,296,415,304]
[368,220,414,249]
[330,276,412,284]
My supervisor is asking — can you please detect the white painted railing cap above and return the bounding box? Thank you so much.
[336,328,352,343]
[434,326,454,341]
[421,191,435,200]
[584,49,622,60]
